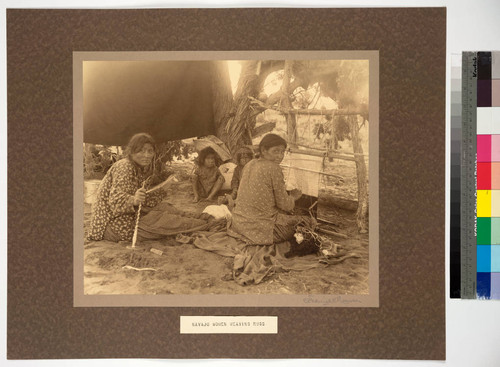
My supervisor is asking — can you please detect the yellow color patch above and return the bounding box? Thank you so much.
[477,190,491,217]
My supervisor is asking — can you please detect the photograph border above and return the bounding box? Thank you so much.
[74,50,379,307]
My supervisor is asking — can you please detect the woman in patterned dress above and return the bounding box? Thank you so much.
[230,134,315,245]
[87,133,166,242]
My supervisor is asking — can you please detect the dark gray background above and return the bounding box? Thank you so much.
[7,6,445,360]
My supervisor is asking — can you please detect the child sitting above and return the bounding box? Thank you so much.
[191,147,225,202]
[230,146,254,200]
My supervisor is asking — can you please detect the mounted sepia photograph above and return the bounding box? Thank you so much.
[74,51,379,307]
[7,6,450,361]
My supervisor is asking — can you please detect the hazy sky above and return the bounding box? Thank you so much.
[227,60,282,96]
[226,60,337,109]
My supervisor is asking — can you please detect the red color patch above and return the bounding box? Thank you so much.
[477,162,492,190]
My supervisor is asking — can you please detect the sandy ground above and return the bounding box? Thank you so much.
[83,159,369,295]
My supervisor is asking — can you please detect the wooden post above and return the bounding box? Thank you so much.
[348,115,369,233]
[326,116,336,161]
[281,61,297,147]
[331,116,339,150]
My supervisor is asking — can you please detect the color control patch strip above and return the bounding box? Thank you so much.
[461,51,500,299]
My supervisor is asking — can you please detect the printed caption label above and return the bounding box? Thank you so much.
[180,316,278,334]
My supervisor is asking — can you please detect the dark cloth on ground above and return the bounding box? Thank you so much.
[137,201,225,240]
[193,231,322,286]
[103,225,121,242]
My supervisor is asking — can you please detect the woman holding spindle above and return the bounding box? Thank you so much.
[88,133,211,243]
[87,133,168,242]
[230,133,315,245]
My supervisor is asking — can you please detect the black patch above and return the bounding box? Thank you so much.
[284,236,319,258]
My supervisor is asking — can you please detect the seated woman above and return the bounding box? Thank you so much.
[230,133,315,245]
[87,133,210,243]
[230,146,254,200]
[191,147,225,202]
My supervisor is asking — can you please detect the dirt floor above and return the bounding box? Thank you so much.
[83,159,369,296]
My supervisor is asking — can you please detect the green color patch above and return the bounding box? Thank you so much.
[477,217,491,245]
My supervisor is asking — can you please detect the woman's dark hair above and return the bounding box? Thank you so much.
[197,147,221,167]
[125,133,156,159]
[258,133,287,154]
[235,146,254,163]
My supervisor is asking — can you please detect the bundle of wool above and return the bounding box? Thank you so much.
[202,204,232,221]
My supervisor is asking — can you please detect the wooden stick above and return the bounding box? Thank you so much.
[295,144,368,157]
[280,164,343,179]
[146,174,178,193]
[317,217,340,226]
[283,108,364,116]
[327,153,357,162]
[317,227,349,239]
[308,200,318,211]
[288,146,326,157]
[287,146,363,162]
[248,96,365,116]
[131,202,142,248]
[131,181,146,248]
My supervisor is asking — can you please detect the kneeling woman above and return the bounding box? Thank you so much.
[87,133,210,242]
[230,133,314,245]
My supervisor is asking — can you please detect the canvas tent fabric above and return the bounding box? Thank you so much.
[83,60,215,145]
[192,135,232,162]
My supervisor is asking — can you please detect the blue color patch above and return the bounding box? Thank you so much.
[477,272,491,299]
[477,245,491,272]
